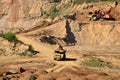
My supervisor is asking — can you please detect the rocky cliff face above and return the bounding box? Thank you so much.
[70,21,120,46]
[0,0,53,30]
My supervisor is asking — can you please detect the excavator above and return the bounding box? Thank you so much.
[53,45,66,61]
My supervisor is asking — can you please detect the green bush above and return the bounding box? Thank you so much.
[49,6,59,19]
[18,45,38,56]
[4,32,18,42]
[81,57,113,67]
[18,50,33,57]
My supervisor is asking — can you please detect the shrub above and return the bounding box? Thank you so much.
[4,32,18,42]
[48,6,59,19]
[18,50,33,57]
[81,57,113,67]
[18,45,38,56]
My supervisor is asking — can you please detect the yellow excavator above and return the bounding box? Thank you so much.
[53,45,66,61]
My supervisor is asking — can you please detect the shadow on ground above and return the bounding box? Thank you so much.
[63,58,77,61]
